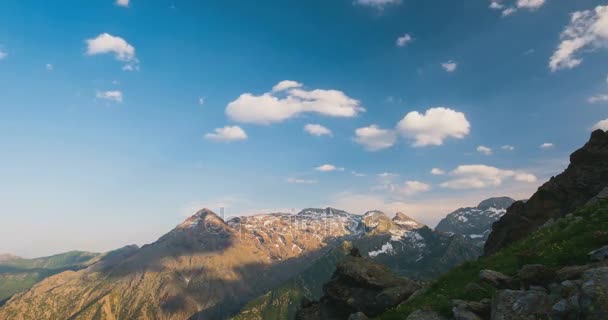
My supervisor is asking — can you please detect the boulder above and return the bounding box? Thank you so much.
[348,312,369,320]
[479,270,513,289]
[580,267,608,319]
[452,299,490,319]
[297,253,421,319]
[491,289,551,320]
[517,264,556,287]
[406,309,447,320]
[588,245,608,262]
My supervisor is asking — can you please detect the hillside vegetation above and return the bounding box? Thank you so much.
[379,200,608,319]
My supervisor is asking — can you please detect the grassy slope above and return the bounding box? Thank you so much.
[379,201,608,319]
[0,251,100,302]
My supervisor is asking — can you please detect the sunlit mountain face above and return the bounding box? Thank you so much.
[1,1,608,319]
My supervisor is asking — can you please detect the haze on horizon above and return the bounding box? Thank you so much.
[1,0,607,257]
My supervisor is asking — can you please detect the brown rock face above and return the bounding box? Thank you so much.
[484,130,608,255]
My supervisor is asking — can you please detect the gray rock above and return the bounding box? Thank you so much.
[480,270,513,289]
[348,312,369,320]
[580,267,608,319]
[551,294,581,320]
[452,306,482,320]
[406,309,447,320]
[491,289,551,320]
[517,264,556,287]
[556,265,592,281]
[589,245,608,262]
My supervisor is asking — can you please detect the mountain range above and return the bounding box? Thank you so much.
[0,202,505,319]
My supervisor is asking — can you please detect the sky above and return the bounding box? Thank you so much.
[1,0,607,257]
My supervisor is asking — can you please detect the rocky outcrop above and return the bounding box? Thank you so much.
[296,249,421,319]
[485,130,608,255]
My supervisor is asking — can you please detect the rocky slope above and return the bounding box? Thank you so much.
[0,251,101,303]
[435,197,515,246]
[485,130,608,255]
[380,197,608,320]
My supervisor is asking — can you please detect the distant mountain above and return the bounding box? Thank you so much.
[232,211,480,320]
[0,251,101,304]
[485,130,608,255]
[435,197,515,246]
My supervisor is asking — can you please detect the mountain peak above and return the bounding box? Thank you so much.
[477,197,516,210]
[392,212,424,229]
[177,208,226,230]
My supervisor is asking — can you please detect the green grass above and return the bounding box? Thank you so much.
[378,201,608,319]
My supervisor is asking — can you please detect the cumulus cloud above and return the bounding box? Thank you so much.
[431,168,445,175]
[85,33,139,71]
[396,34,414,47]
[354,125,397,151]
[96,90,123,103]
[0,49,7,60]
[204,126,248,142]
[550,5,608,71]
[397,107,471,147]
[540,142,554,149]
[441,60,458,72]
[588,94,608,104]
[226,81,364,125]
[304,124,332,137]
[440,164,537,189]
[400,180,432,195]
[315,164,344,172]
[516,0,545,9]
[477,145,493,155]
[502,7,517,16]
[592,119,608,131]
[286,178,317,184]
[377,172,398,178]
[501,145,515,151]
[116,0,129,7]
[355,0,401,9]
[272,80,302,92]
[490,1,504,10]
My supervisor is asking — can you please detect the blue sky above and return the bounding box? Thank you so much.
[1,0,607,257]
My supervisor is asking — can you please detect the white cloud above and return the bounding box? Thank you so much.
[354,125,397,151]
[272,80,302,92]
[501,145,515,151]
[397,107,471,147]
[286,178,317,184]
[516,0,545,9]
[304,124,332,137]
[441,60,458,72]
[588,94,608,104]
[351,171,367,177]
[85,33,139,71]
[226,81,364,125]
[204,126,248,142]
[116,0,129,7]
[431,168,445,175]
[550,5,608,71]
[198,97,205,106]
[540,142,554,149]
[315,164,344,172]
[440,164,537,190]
[46,63,53,71]
[400,180,432,196]
[355,0,401,9]
[96,90,123,103]
[396,34,414,47]
[502,7,517,16]
[476,145,493,155]
[377,172,398,178]
[592,119,608,131]
[0,50,7,60]
[490,1,504,10]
